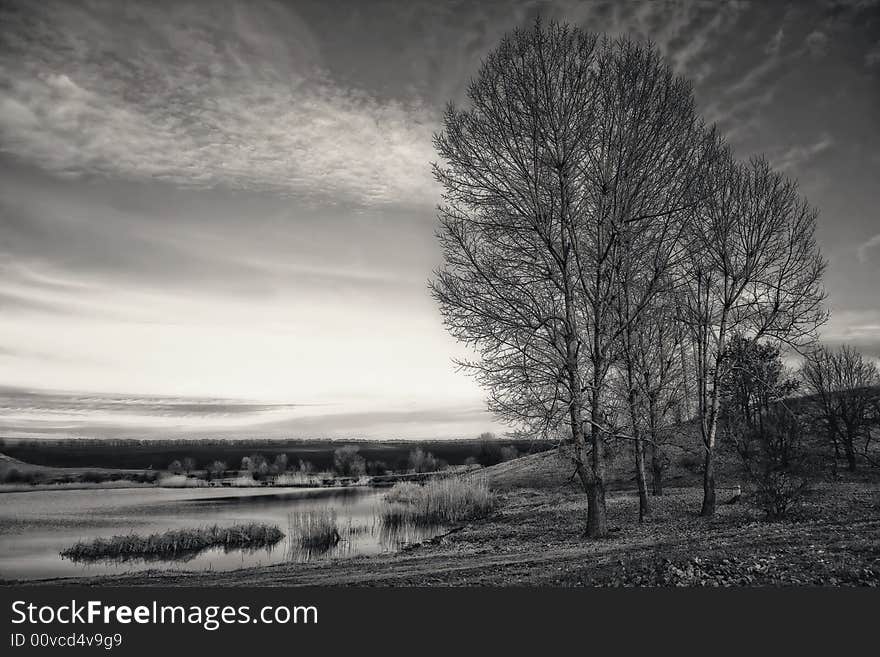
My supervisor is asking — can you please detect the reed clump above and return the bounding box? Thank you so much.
[60,523,284,562]
[289,509,340,551]
[380,475,494,526]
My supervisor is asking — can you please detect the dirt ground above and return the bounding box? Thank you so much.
[17,474,879,587]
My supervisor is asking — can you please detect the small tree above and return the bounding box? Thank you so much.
[167,459,183,475]
[408,448,443,473]
[801,345,880,471]
[720,337,814,519]
[206,460,227,480]
[271,453,289,475]
[333,446,366,478]
[681,156,827,516]
[182,457,197,474]
[242,454,269,480]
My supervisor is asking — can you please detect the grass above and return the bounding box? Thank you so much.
[380,475,495,526]
[60,523,284,562]
[289,509,340,551]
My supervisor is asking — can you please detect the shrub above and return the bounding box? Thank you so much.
[737,404,818,520]
[80,471,109,483]
[676,451,703,473]
[380,475,494,526]
[499,445,520,462]
[1,468,38,484]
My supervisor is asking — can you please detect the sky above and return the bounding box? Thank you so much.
[0,0,878,440]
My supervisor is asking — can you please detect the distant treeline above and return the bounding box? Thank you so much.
[0,437,551,472]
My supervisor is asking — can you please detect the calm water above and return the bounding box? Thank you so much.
[0,486,443,580]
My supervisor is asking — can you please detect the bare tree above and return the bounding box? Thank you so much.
[801,345,880,471]
[680,156,826,516]
[618,299,688,501]
[431,21,715,537]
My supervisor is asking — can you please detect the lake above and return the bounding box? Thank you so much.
[0,486,443,580]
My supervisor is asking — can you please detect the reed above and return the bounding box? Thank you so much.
[380,475,494,526]
[60,523,284,562]
[289,508,340,551]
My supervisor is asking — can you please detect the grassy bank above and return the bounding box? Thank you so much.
[60,523,284,562]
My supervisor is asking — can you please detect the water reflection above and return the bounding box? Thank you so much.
[285,508,446,563]
[0,486,448,580]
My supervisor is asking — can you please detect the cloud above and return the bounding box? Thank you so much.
[0,1,439,206]
[866,41,880,66]
[820,309,880,359]
[0,385,502,440]
[805,29,830,57]
[769,133,835,171]
[857,233,880,263]
[766,26,786,57]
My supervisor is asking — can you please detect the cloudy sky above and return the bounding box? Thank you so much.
[1,0,878,440]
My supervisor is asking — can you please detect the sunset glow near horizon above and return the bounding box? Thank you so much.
[1,1,878,440]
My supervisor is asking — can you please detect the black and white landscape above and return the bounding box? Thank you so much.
[1,1,879,587]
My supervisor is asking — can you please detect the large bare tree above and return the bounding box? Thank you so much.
[431,21,715,537]
[680,156,827,516]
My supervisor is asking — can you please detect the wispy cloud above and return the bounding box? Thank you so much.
[857,233,880,263]
[866,40,880,66]
[769,133,835,171]
[0,1,438,206]
[805,29,830,57]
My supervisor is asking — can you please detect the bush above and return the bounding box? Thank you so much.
[2,468,38,484]
[737,405,818,520]
[676,451,703,473]
[499,445,520,462]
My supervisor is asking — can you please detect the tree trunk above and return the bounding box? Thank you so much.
[650,436,663,496]
[700,392,719,517]
[701,445,716,517]
[843,435,857,472]
[586,477,607,538]
[634,434,650,520]
[626,380,650,519]
[586,384,608,538]
[699,358,721,517]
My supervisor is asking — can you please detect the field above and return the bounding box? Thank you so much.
[12,447,879,587]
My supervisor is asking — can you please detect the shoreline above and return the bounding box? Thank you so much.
[6,482,878,587]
